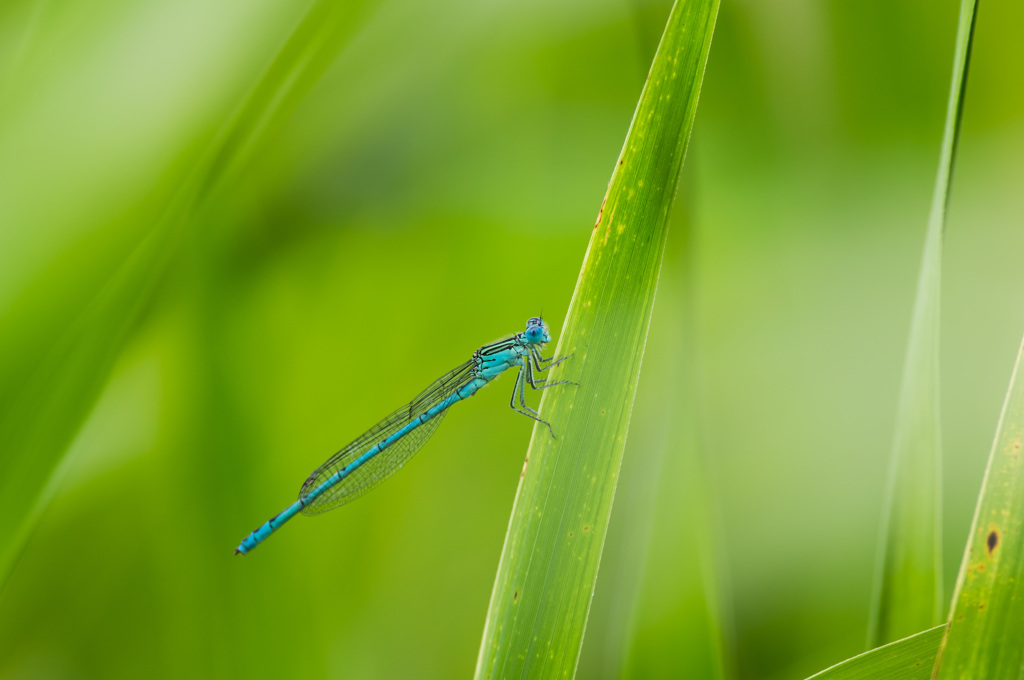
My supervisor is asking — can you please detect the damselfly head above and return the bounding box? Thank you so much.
[524,317,550,345]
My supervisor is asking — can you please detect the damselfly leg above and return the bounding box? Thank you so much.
[507,353,575,437]
[527,351,577,390]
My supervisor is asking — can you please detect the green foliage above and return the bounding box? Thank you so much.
[934,334,1024,677]
[806,626,945,680]
[0,0,1022,678]
[0,216,174,584]
[868,0,978,647]
[0,0,373,587]
[619,237,728,680]
[474,1,718,675]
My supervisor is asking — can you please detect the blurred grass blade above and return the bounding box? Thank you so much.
[868,0,978,646]
[621,190,727,680]
[575,195,727,680]
[805,626,945,680]
[622,405,727,680]
[0,0,374,586]
[473,0,719,677]
[932,333,1024,677]
[0,203,178,586]
[197,0,375,200]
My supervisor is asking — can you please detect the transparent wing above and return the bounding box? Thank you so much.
[299,360,475,515]
[301,410,448,515]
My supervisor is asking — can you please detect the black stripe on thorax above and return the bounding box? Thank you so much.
[478,336,519,357]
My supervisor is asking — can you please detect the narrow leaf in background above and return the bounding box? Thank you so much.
[868,0,978,646]
[622,186,727,680]
[0,0,375,586]
[933,333,1024,677]
[620,297,727,680]
[473,0,719,677]
[0,207,179,585]
[805,626,945,680]
[575,182,727,680]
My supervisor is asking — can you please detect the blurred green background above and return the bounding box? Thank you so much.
[1,0,1023,678]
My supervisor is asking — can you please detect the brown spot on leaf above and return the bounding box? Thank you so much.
[987,529,999,555]
[583,526,590,532]
[978,564,986,572]
[521,454,529,479]
[513,591,518,602]
[979,603,985,610]
[595,196,608,229]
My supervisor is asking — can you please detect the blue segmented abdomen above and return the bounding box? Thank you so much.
[235,374,494,554]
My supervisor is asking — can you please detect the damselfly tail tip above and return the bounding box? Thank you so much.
[234,547,245,556]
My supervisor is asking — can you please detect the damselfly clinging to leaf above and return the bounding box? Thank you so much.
[235,316,574,555]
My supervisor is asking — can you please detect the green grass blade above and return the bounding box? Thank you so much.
[622,190,727,680]
[0,211,178,586]
[933,332,1024,677]
[805,626,945,680]
[473,0,719,677]
[576,194,726,680]
[621,382,727,680]
[868,0,978,646]
[0,0,373,586]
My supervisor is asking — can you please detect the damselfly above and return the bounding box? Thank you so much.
[235,316,573,555]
